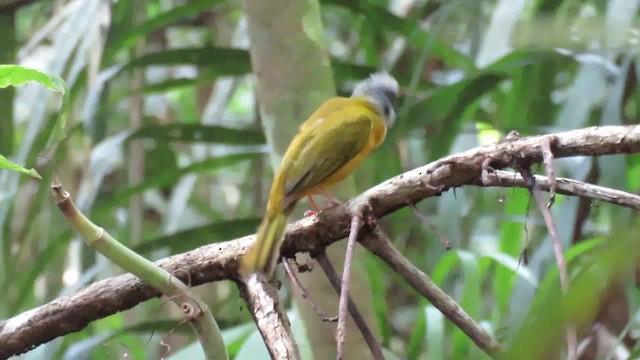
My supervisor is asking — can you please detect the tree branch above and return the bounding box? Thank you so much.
[1,125,639,358]
[470,170,640,210]
[237,274,300,359]
[316,253,384,360]
[518,166,576,360]
[361,225,503,357]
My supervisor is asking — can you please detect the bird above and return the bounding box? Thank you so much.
[239,72,399,277]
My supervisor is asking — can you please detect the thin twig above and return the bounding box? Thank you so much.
[470,170,640,210]
[571,162,600,243]
[316,253,385,360]
[541,139,557,208]
[480,157,495,185]
[282,257,336,322]
[336,215,363,360]
[407,202,451,249]
[518,167,577,360]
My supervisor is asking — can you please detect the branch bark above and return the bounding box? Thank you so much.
[237,274,300,359]
[471,170,640,210]
[1,125,639,358]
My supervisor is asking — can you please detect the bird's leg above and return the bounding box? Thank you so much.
[318,188,342,207]
[282,256,337,322]
[305,191,343,217]
[307,195,322,212]
[304,196,322,217]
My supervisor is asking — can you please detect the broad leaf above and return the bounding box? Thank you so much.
[129,124,265,145]
[107,0,227,59]
[134,219,261,255]
[0,154,41,179]
[0,64,69,145]
[103,152,261,208]
[122,47,251,75]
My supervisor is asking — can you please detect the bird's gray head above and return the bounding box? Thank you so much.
[351,72,399,127]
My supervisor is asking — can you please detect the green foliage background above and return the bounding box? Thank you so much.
[1,0,640,359]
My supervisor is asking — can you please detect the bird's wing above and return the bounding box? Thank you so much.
[283,111,373,198]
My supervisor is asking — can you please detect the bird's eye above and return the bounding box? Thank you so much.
[383,104,390,116]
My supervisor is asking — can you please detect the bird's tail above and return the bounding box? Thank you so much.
[239,205,294,277]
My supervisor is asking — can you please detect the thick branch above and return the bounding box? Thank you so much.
[1,125,639,358]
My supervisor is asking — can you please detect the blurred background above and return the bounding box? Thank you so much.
[1,0,640,359]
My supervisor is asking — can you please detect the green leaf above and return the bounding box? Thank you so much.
[487,49,569,73]
[406,72,506,158]
[134,76,219,95]
[495,188,530,314]
[534,0,566,14]
[0,153,41,179]
[332,60,376,87]
[506,234,638,358]
[169,322,255,359]
[63,320,193,359]
[103,152,261,208]
[0,65,69,146]
[134,219,261,255]
[0,64,65,92]
[129,57,380,99]
[324,0,473,71]
[536,237,605,300]
[403,49,572,158]
[450,251,483,359]
[484,252,538,287]
[366,254,391,345]
[122,47,251,75]
[11,230,72,313]
[129,124,266,145]
[106,0,226,59]
[491,50,569,131]
[425,305,444,360]
[406,300,427,359]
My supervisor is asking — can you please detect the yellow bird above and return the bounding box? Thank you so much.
[239,72,399,277]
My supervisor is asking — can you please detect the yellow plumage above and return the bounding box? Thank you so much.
[239,73,399,277]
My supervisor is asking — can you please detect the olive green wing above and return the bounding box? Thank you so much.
[283,112,373,198]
